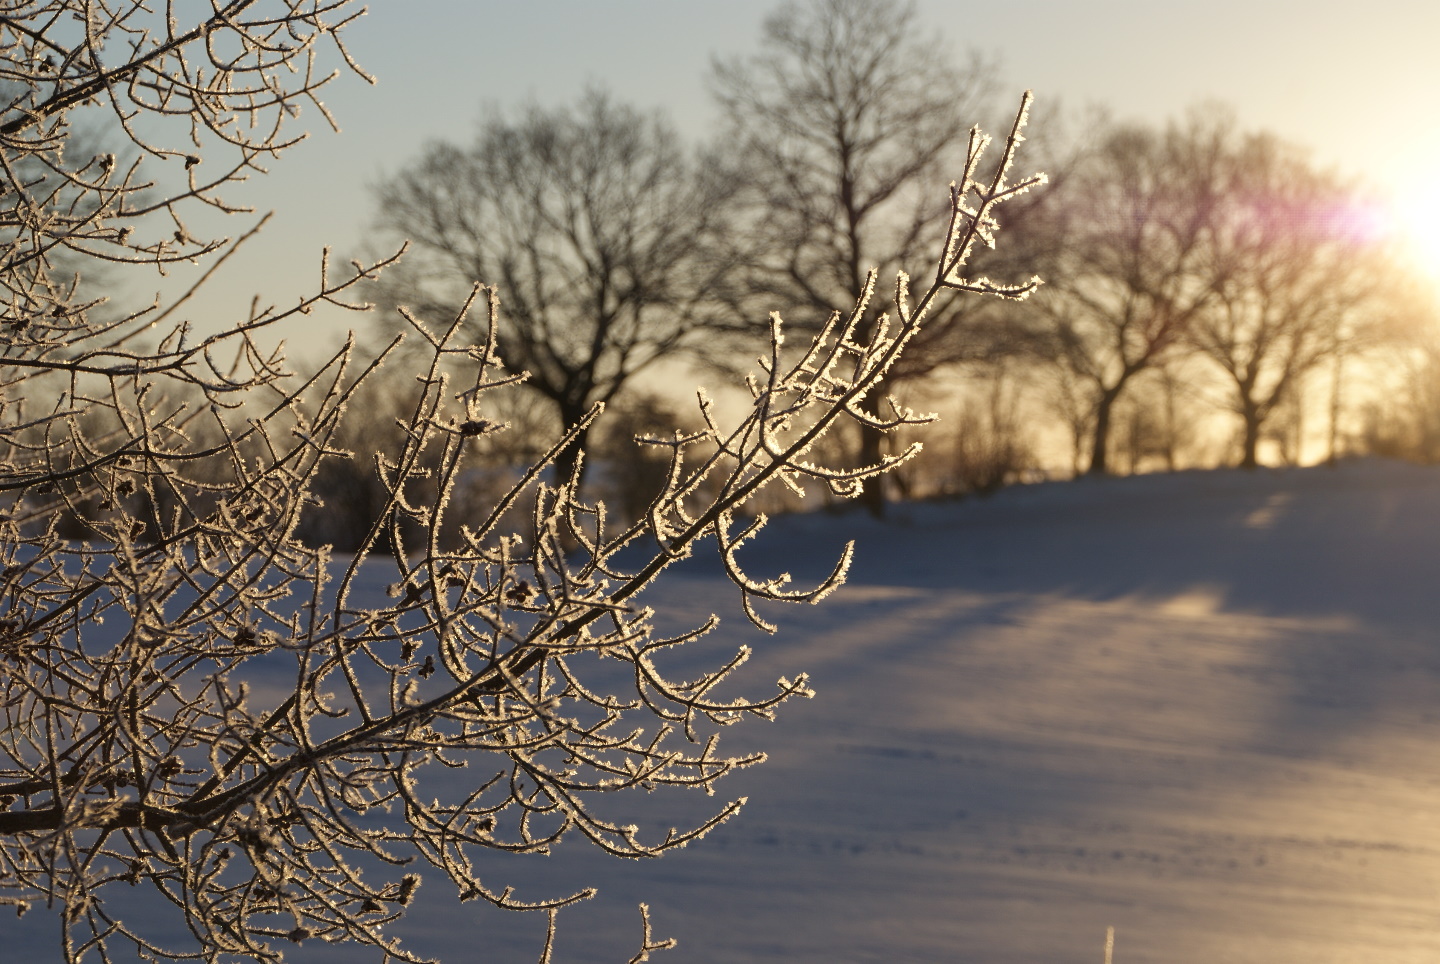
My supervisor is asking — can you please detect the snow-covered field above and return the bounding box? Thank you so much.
[20,459,1440,962]
[388,459,1440,963]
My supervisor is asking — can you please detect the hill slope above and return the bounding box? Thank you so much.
[415,459,1440,963]
[30,460,1440,962]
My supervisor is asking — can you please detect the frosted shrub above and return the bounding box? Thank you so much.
[0,5,1043,959]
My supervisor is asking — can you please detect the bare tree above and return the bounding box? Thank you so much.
[945,357,1036,496]
[710,0,1028,515]
[368,90,732,493]
[1027,111,1240,475]
[1185,130,1390,467]
[1341,278,1440,463]
[0,4,1044,959]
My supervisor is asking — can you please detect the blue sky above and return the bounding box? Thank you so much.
[161,0,1440,360]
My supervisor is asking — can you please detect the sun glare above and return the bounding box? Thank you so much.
[1395,179,1440,280]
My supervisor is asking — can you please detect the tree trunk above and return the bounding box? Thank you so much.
[857,401,887,519]
[1087,390,1119,476]
[554,402,592,498]
[1239,410,1261,469]
[1163,377,1178,472]
[1327,352,1344,465]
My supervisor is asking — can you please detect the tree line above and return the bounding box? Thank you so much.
[358,0,1434,528]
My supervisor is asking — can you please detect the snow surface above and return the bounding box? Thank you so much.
[372,458,1440,963]
[22,458,1440,962]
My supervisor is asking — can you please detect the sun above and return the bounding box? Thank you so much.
[1393,178,1440,280]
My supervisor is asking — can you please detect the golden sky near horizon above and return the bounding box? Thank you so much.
[140,0,1440,356]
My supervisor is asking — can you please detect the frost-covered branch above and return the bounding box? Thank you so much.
[0,3,1043,957]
